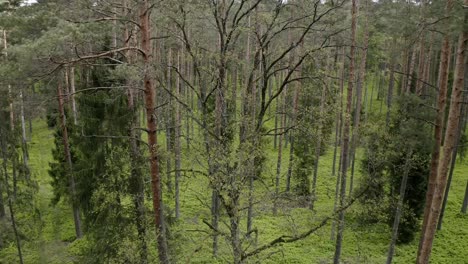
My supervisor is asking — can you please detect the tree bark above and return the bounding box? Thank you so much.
[19,90,30,180]
[462,180,468,214]
[69,66,78,125]
[1,139,23,264]
[332,46,345,178]
[405,47,417,94]
[333,0,357,262]
[418,5,466,261]
[274,92,285,216]
[417,24,453,262]
[310,75,327,211]
[349,12,368,195]
[438,91,467,230]
[57,80,83,239]
[386,150,412,264]
[139,1,169,262]
[175,49,182,220]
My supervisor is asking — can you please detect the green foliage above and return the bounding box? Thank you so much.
[358,94,434,243]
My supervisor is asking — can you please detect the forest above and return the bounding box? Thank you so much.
[0,0,467,263]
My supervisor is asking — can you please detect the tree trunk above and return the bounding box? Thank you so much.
[19,90,30,181]
[175,49,182,220]
[310,77,327,211]
[57,80,83,239]
[285,84,298,192]
[405,47,417,94]
[349,13,368,195]
[386,42,397,127]
[124,14,148,261]
[1,140,23,264]
[274,92,285,216]
[415,37,426,95]
[332,46,346,177]
[417,20,453,261]
[386,150,412,264]
[438,91,467,230]
[69,66,78,125]
[418,6,466,262]
[462,180,468,214]
[139,1,169,262]
[166,48,173,192]
[333,0,357,262]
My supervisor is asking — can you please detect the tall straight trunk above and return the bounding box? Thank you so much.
[124,12,148,261]
[331,119,344,241]
[462,180,468,214]
[418,37,452,261]
[3,30,13,132]
[386,150,412,264]
[139,2,169,262]
[333,0,357,262]
[0,168,4,219]
[416,37,426,95]
[285,84,299,192]
[175,49,182,220]
[349,13,368,195]
[274,92,278,149]
[310,77,327,211]
[274,92,285,215]
[185,51,191,151]
[437,113,463,230]
[418,5,466,261]
[57,81,82,239]
[1,140,23,264]
[69,66,78,125]
[386,42,397,127]
[332,46,346,177]
[417,2,454,261]
[166,48,173,192]
[438,86,468,229]
[422,33,435,96]
[19,90,30,180]
[400,48,409,95]
[405,47,417,94]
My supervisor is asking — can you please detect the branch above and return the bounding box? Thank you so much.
[241,187,368,260]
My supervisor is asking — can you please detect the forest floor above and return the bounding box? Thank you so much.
[1,115,467,263]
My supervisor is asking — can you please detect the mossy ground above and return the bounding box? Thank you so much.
[1,82,467,263]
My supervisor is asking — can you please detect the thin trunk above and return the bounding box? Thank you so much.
[418,7,466,262]
[310,78,327,211]
[333,1,357,262]
[462,180,468,214]
[417,34,452,261]
[332,47,346,176]
[57,81,82,239]
[166,48,173,192]
[285,85,298,192]
[349,13,368,195]
[1,141,23,264]
[406,47,417,94]
[19,90,30,180]
[175,49,182,220]
[69,66,78,125]
[274,93,285,216]
[416,37,426,95]
[124,11,148,261]
[140,1,169,262]
[386,46,396,127]
[386,150,412,264]
[400,48,409,95]
[331,124,344,241]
